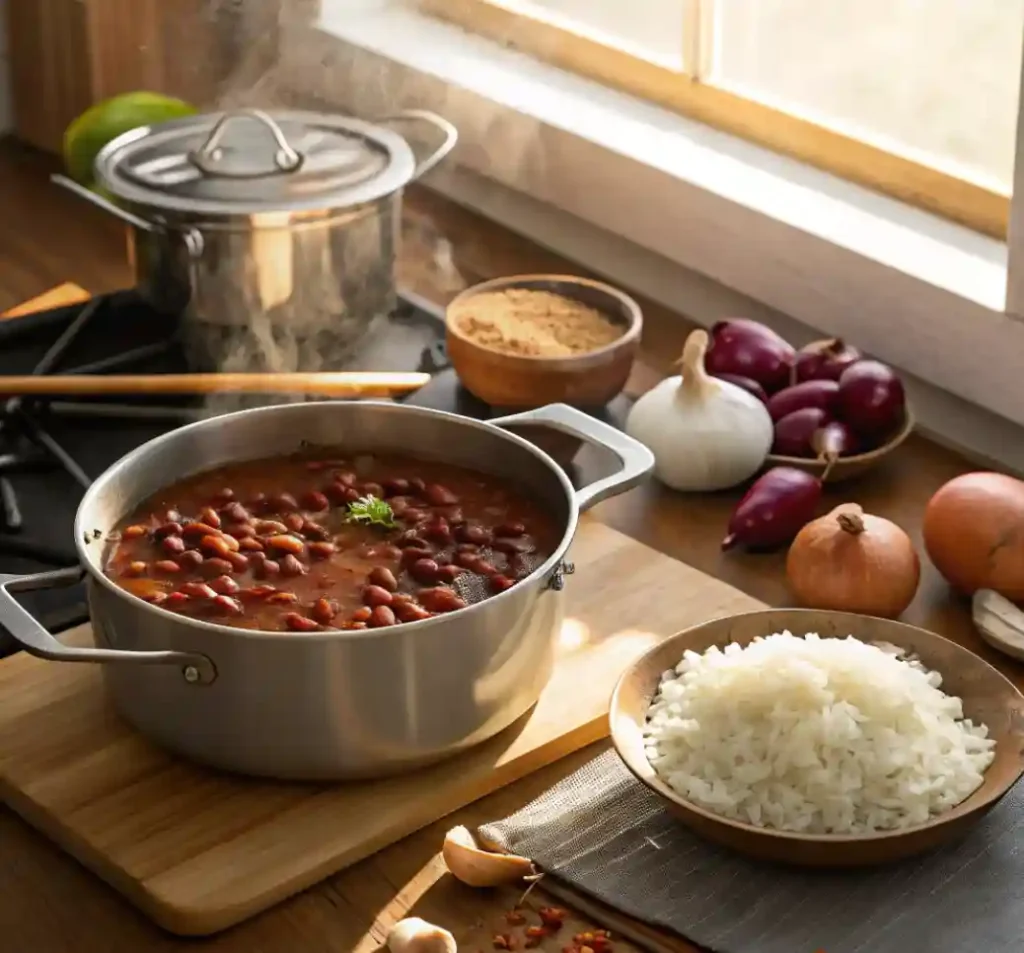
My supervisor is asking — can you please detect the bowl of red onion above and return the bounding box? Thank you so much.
[706,321,913,483]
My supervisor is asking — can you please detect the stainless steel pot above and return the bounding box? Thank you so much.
[0,402,653,780]
[53,107,457,372]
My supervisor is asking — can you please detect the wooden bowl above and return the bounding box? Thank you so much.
[445,275,642,409]
[766,405,914,484]
[610,608,1024,868]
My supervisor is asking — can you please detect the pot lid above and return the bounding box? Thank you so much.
[94,108,418,215]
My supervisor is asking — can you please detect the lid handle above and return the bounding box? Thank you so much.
[189,109,304,178]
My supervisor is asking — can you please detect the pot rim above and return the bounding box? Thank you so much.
[76,401,579,643]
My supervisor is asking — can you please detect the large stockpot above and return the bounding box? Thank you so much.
[54,107,457,372]
[0,402,653,780]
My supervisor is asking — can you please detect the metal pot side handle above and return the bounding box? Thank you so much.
[377,110,459,180]
[492,403,655,512]
[0,567,217,685]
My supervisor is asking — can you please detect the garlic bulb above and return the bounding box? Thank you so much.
[626,329,773,491]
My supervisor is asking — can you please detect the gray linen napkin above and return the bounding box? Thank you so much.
[480,748,1024,953]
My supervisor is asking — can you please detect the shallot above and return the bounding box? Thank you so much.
[794,338,862,382]
[837,360,905,436]
[722,466,828,551]
[706,319,795,394]
[772,407,831,458]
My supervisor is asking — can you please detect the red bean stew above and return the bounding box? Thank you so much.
[104,451,560,632]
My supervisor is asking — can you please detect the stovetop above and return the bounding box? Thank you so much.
[0,289,631,654]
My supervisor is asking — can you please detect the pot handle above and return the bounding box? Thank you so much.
[0,567,217,686]
[377,110,459,180]
[491,403,654,512]
[50,175,205,258]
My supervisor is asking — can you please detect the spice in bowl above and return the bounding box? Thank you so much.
[449,288,625,358]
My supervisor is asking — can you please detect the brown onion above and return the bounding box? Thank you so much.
[787,503,920,618]
[923,472,1024,599]
[795,338,862,382]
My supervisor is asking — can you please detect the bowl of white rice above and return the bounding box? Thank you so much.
[609,609,1024,867]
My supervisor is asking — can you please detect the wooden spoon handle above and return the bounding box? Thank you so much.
[0,372,431,398]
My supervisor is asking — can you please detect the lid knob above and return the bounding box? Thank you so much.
[189,108,304,178]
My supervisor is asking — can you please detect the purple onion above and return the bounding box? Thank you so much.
[710,372,769,404]
[837,360,905,436]
[813,420,859,458]
[722,467,823,551]
[766,380,840,422]
[706,320,795,394]
[795,339,862,382]
[772,408,831,457]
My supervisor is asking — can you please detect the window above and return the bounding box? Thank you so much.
[418,0,1024,238]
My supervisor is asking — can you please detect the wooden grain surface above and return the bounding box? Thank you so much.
[0,519,760,936]
[0,143,1021,953]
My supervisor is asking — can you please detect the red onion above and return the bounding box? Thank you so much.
[795,338,862,382]
[766,380,839,422]
[837,360,906,436]
[710,372,768,404]
[772,408,830,458]
[812,420,859,458]
[707,320,795,394]
[722,467,824,551]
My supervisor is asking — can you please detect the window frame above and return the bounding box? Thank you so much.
[418,0,1010,239]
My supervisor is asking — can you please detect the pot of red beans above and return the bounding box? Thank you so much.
[0,401,653,780]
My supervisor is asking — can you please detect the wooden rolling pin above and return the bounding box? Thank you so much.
[0,372,431,398]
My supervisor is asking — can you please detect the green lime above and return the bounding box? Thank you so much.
[63,91,197,186]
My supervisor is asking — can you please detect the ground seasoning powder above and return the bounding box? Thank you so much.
[450,289,624,357]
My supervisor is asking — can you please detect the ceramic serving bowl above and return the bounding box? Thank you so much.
[445,274,642,409]
[610,608,1024,868]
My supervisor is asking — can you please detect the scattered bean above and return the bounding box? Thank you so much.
[154,560,181,574]
[362,585,394,607]
[210,594,244,616]
[284,612,319,632]
[279,554,307,577]
[122,524,147,539]
[418,587,467,613]
[308,541,336,560]
[300,490,329,511]
[311,597,339,624]
[368,605,397,628]
[161,535,186,556]
[367,566,398,591]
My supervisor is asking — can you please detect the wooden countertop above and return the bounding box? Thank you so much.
[0,171,1016,953]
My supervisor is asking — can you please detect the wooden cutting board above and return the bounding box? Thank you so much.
[0,517,761,937]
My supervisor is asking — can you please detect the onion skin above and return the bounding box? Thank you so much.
[923,472,1024,600]
[772,408,830,458]
[786,504,920,618]
[722,466,822,551]
[709,372,768,404]
[707,321,795,394]
[767,380,839,422]
[837,360,905,436]
[795,339,862,382]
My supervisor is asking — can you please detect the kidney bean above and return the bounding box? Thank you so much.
[362,584,394,607]
[268,591,299,605]
[473,560,498,576]
[153,521,183,540]
[210,594,244,616]
[424,483,459,506]
[411,559,441,583]
[300,490,329,512]
[122,524,147,539]
[164,509,183,524]
[255,519,288,536]
[436,564,463,584]
[178,550,203,571]
[311,597,339,624]
[179,581,216,600]
[401,548,433,570]
[492,536,535,555]
[361,482,384,499]
[209,574,241,595]
[284,612,319,632]
[300,521,327,542]
[455,549,483,569]
[183,521,219,539]
[401,507,427,524]
[352,606,372,622]
[143,592,168,606]
[490,574,516,593]
[226,551,249,572]
[323,482,350,505]
[200,557,234,578]
[266,534,305,557]
[198,506,222,529]
[367,566,398,591]
[308,541,336,560]
[418,587,467,613]
[221,502,251,522]
[382,477,410,496]
[222,523,254,541]
[200,535,236,558]
[281,513,304,533]
[240,585,278,600]
[270,492,299,512]
[161,535,186,556]
[333,470,357,487]
[164,591,189,608]
[124,561,148,577]
[368,605,397,628]
[154,559,181,574]
[238,535,265,553]
[456,524,491,545]
[424,518,452,543]
[211,488,235,504]
[389,499,409,518]
[345,621,369,630]
[247,492,269,513]
[279,554,307,577]
[394,601,431,623]
[495,521,526,537]
[409,477,426,493]
[442,507,465,526]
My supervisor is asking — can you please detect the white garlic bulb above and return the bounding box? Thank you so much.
[626,329,773,491]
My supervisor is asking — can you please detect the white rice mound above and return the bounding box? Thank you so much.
[643,631,997,835]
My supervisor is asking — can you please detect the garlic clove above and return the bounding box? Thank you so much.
[388,918,458,953]
[441,825,536,887]
[973,589,1024,662]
